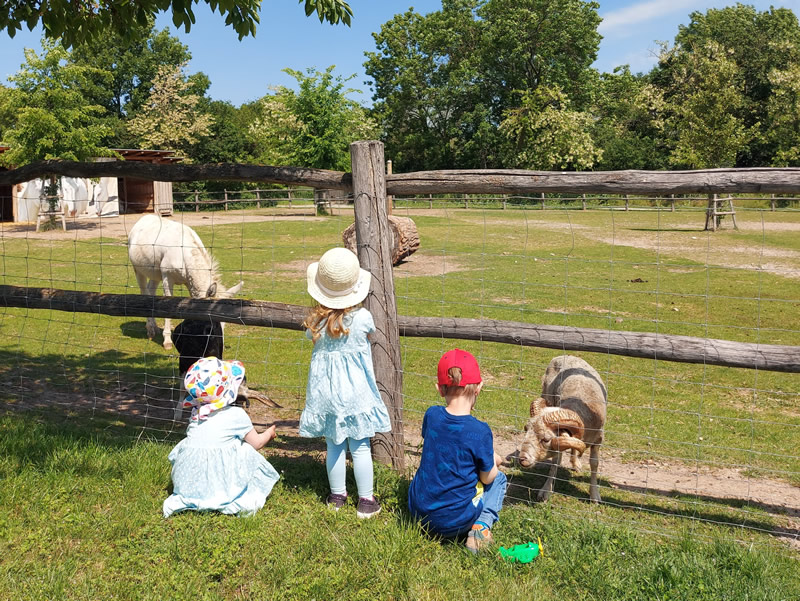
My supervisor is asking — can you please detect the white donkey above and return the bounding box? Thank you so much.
[127,214,243,350]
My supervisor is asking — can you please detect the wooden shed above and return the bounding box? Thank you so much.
[116,149,181,216]
[0,147,180,222]
[0,146,11,221]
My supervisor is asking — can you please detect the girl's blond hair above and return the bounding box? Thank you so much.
[303,304,357,343]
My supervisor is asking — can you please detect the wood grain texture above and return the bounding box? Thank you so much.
[6,161,800,196]
[384,168,800,195]
[1,285,796,373]
[0,160,352,190]
[350,141,406,469]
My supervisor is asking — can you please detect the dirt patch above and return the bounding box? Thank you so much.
[275,253,470,278]
[0,211,325,241]
[394,254,470,277]
[587,231,800,279]
[736,220,800,232]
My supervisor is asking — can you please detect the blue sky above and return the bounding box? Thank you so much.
[1,0,799,106]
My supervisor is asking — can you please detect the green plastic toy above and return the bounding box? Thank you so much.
[498,538,543,563]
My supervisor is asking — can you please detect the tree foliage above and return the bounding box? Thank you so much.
[653,4,800,166]
[1,0,353,48]
[249,66,377,171]
[127,62,213,153]
[365,0,602,171]
[659,41,747,169]
[0,40,112,167]
[69,20,192,119]
[591,67,667,171]
[766,64,800,166]
[501,86,601,170]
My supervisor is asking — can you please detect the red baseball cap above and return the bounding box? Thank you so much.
[437,349,482,386]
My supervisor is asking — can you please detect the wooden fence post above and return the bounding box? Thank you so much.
[671,194,676,212]
[771,194,776,211]
[541,192,545,210]
[625,194,629,211]
[350,141,405,470]
[582,194,587,211]
[255,190,261,209]
[224,189,228,211]
[386,159,394,215]
[194,190,199,212]
[429,194,433,209]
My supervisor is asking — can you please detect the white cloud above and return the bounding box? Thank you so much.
[599,0,699,34]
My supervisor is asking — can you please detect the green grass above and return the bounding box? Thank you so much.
[1,207,799,595]
[1,412,798,601]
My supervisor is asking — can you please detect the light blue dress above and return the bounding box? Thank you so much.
[299,307,392,445]
[163,406,280,517]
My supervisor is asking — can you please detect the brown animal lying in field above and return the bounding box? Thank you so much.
[518,355,607,503]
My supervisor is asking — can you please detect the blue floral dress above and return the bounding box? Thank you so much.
[299,307,392,444]
[163,406,280,517]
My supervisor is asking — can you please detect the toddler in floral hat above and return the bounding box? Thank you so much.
[163,357,280,517]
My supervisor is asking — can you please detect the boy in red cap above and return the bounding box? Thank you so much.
[407,349,507,552]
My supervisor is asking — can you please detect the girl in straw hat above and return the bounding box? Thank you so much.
[300,247,391,519]
[163,357,280,517]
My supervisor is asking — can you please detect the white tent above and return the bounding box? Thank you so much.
[14,176,119,221]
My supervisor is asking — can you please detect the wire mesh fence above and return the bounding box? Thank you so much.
[1,185,798,554]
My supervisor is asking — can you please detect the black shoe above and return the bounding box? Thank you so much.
[326,493,348,511]
[356,496,381,519]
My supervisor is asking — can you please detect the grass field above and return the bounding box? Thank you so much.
[1,206,798,598]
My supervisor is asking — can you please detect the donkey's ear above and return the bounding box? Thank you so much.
[206,282,217,298]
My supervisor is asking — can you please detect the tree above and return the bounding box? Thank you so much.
[249,66,377,171]
[592,67,669,171]
[766,64,800,166]
[127,62,213,154]
[658,41,747,169]
[0,40,114,225]
[0,40,112,167]
[365,0,602,171]
[1,0,353,48]
[500,86,601,170]
[652,4,800,166]
[0,84,19,142]
[69,21,192,119]
[181,99,259,194]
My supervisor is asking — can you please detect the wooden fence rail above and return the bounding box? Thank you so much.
[4,145,800,467]
[1,285,797,373]
[5,161,800,195]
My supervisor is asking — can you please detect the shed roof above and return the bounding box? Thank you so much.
[114,149,183,164]
[0,147,182,164]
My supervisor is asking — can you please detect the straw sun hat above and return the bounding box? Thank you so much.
[307,247,372,309]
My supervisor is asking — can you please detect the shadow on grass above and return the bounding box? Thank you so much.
[0,346,183,434]
[506,463,792,537]
[119,320,155,342]
[0,408,147,471]
[629,227,706,233]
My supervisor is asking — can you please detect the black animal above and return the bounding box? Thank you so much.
[173,319,225,377]
[173,319,281,410]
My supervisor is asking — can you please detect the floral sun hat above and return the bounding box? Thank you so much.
[183,356,245,421]
[306,247,372,309]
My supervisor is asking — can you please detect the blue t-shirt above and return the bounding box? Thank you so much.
[407,405,495,537]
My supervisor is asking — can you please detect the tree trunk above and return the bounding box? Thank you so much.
[342,215,420,266]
